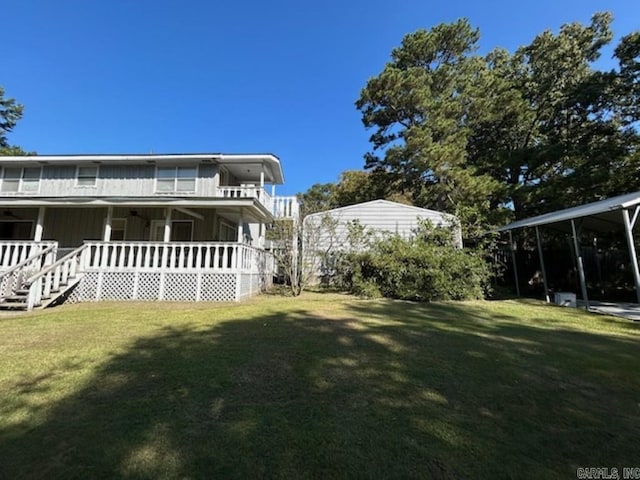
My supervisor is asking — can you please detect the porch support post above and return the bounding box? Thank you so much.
[34,206,46,241]
[103,206,113,241]
[237,208,244,243]
[163,208,172,242]
[260,165,265,188]
[508,230,520,297]
[570,219,589,310]
[535,226,550,303]
[622,208,640,303]
[271,184,275,197]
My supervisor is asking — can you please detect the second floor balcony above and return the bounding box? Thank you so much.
[217,186,298,219]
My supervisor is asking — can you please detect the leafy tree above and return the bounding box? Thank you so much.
[356,19,502,240]
[299,170,382,215]
[0,86,27,155]
[298,183,336,217]
[267,213,339,296]
[356,13,640,237]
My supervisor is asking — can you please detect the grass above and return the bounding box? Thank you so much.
[0,293,639,479]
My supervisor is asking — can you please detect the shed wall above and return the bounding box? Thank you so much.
[306,202,461,252]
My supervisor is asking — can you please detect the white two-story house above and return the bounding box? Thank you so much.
[0,153,298,310]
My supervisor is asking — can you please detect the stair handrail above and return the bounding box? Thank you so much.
[25,244,89,285]
[0,243,58,283]
[0,243,58,299]
[24,244,89,310]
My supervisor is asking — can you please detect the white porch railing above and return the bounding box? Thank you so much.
[18,242,275,308]
[272,195,299,218]
[81,241,273,273]
[217,186,299,219]
[217,186,273,212]
[0,241,58,271]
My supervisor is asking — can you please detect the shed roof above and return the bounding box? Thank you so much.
[497,191,640,232]
[305,199,457,220]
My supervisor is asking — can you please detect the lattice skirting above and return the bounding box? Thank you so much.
[66,271,268,303]
[237,272,272,299]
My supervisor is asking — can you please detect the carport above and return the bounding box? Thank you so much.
[497,191,640,310]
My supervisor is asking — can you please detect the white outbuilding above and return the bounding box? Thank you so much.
[301,200,462,282]
[303,199,462,249]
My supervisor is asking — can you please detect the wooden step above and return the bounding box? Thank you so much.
[2,295,28,302]
[0,302,28,310]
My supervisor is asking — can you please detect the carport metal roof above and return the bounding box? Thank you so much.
[497,191,640,233]
[497,191,640,309]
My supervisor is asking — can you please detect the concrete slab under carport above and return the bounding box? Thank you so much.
[585,301,640,322]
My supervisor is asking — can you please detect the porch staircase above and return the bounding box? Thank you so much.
[0,244,87,311]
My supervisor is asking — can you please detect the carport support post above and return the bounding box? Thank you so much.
[621,208,640,303]
[570,219,589,310]
[508,230,520,297]
[535,226,550,303]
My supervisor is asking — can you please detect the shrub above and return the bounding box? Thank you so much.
[332,223,492,301]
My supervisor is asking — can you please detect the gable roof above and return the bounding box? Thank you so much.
[497,191,640,232]
[305,199,457,220]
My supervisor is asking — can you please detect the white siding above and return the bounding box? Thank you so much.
[305,200,462,252]
[1,163,219,198]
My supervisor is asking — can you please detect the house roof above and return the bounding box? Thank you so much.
[305,199,458,220]
[497,191,640,232]
[0,153,285,184]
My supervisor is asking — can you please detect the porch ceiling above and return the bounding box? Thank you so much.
[0,196,274,222]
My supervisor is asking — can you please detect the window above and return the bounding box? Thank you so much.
[150,220,193,241]
[111,218,126,241]
[156,166,197,193]
[77,166,98,186]
[2,167,41,193]
[219,221,237,242]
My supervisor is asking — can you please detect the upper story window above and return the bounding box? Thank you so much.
[1,167,41,193]
[156,166,197,193]
[76,166,98,186]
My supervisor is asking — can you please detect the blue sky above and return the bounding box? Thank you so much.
[2,0,638,195]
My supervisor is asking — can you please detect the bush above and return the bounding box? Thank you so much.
[332,223,492,302]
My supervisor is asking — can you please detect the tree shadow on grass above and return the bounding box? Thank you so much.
[0,299,639,479]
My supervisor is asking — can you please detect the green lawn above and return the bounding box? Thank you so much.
[0,293,639,479]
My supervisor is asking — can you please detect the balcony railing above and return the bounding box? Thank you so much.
[217,186,299,218]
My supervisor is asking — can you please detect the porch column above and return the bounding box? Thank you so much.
[237,208,244,243]
[535,226,550,303]
[163,208,172,242]
[271,184,275,197]
[508,230,520,297]
[622,208,640,303]
[103,206,113,241]
[34,206,46,241]
[260,165,265,188]
[570,219,589,310]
